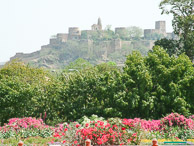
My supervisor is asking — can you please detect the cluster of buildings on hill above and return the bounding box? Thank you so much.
[10,18,176,69]
[47,18,175,46]
[48,18,103,45]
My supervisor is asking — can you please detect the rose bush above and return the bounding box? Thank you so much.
[0,117,54,139]
[1,113,194,145]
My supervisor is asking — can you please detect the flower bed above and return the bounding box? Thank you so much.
[0,117,54,139]
[1,113,194,145]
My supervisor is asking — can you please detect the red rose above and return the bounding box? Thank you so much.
[121,127,126,130]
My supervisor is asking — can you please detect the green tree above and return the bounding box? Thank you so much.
[116,26,143,40]
[121,46,194,118]
[2,52,194,123]
[159,0,194,60]
[102,27,115,40]
[81,30,88,39]
[121,51,153,118]
[0,60,61,125]
[127,26,143,40]
[145,46,192,117]
[154,38,180,56]
[64,58,93,72]
[95,62,117,72]
[105,25,112,31]
[58,65,122,120]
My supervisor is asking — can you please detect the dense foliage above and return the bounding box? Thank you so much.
[154,38,180,56]
[81,26,143,41]
[159,0,194,60]
[0,61,61,125]
[1,47,194,125]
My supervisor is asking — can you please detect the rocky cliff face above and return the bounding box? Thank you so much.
[10,38,154,69]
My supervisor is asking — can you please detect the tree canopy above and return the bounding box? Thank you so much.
[1,48,194,125]
[154,38,180,56]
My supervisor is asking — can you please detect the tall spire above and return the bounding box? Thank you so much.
[97,17,102,30]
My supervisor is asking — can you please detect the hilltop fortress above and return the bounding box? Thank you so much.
[44,18,175,49]
[11,18,175,69]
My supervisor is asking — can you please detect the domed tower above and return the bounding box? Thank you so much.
[98,17,102,30]
[91,18,102,30]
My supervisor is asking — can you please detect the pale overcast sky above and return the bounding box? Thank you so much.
[0,0,173,62]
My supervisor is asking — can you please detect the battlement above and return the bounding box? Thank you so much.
[155,21,166,34]
[68,27,81,35]
[57,33,68,42]
[144,21,171,40]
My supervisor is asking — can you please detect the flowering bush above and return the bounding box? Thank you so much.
[160,113,194,129]
[1,113,194,145]
[52,119,141,145]
[0,117,54,139]
[52,113,194,145]
[122,118,161,131]
[189,115,194,120]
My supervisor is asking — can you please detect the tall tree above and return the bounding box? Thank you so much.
[159,0,194,60]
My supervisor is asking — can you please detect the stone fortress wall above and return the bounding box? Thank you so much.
[46,19,153,50]
[10,51,41,62]
[40,18,174,62]
[47,18,174,49]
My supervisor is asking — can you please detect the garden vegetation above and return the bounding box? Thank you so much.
[1,46,194,126]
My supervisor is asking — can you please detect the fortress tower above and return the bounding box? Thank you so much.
[68,27,81,40]
[155,21,166,34]
[144,21,167,39]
